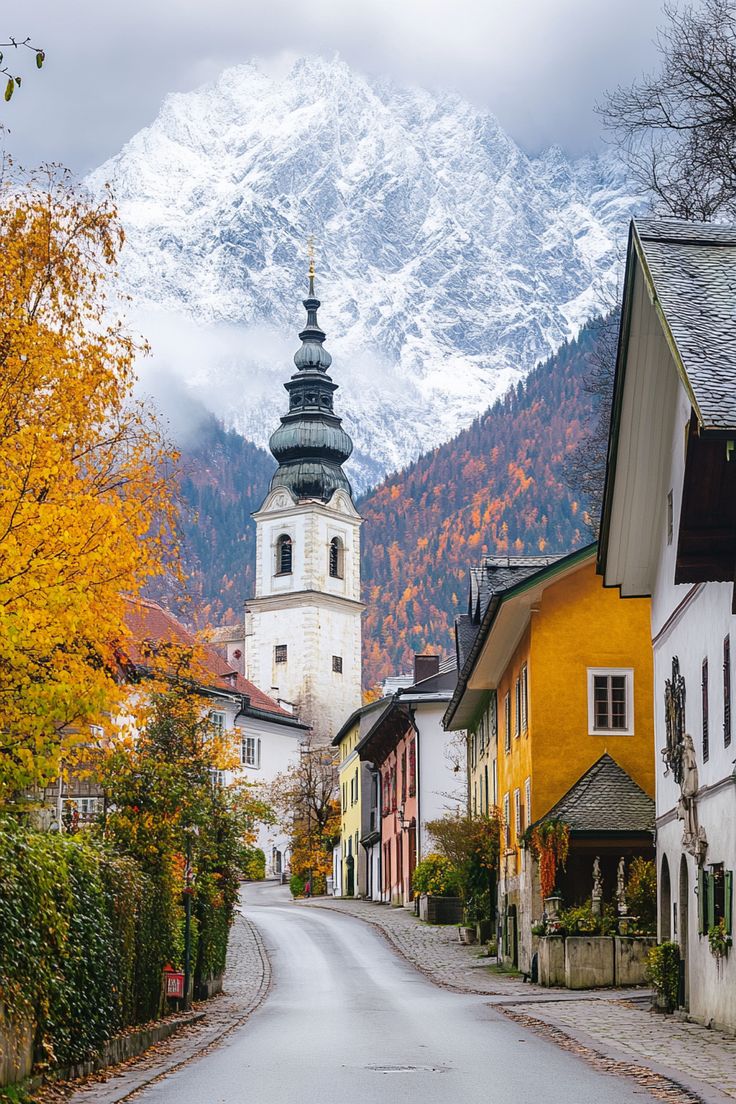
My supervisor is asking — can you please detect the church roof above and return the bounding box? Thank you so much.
[268,269,354,503]
[121,597,306,726]
[536,754,655,836]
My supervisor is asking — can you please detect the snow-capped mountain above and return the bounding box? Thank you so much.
[87,55,639,489]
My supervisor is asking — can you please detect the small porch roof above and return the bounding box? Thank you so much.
[532,754,654,837]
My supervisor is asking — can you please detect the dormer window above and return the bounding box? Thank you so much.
[329,536,344,579]
[275,533,292,575]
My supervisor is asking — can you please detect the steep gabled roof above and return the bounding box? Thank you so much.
[634,219,736,433]
[598,218,736,593]
[122,597,306,726]
[445,549,587,730]
[537,754,654,835]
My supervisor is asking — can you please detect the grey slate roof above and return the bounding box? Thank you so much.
[635,218,736,432]
[541,754,654,835]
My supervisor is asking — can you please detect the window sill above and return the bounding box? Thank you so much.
[589,729,634,737]
[273,571,293,578]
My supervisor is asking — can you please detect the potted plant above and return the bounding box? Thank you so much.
[412,854,463,924]
[708,918,732,961]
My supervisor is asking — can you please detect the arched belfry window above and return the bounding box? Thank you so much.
[276,533,292,575]
[329,536,344,579]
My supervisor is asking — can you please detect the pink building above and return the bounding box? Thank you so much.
[357,656,464,906]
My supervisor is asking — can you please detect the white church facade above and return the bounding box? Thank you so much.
[217,263,364,748]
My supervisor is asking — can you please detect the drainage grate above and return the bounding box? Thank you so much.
[367,1065,448,1074]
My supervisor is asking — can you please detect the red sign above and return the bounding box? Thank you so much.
[164,969,185,999]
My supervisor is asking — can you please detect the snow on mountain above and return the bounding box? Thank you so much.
[87,55,639,489]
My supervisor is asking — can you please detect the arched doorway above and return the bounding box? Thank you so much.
[679,855,689,1009]
[660,854,672,940]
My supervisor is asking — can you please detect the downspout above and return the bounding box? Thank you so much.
[408,708,421,863]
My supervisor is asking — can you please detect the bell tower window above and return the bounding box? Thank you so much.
[329,536,344,579]
[275,534,293,576]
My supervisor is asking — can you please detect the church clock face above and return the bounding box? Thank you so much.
[663,655,686,785]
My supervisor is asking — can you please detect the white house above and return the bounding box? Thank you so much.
[599,218,736,1031]
[123,597,308,879]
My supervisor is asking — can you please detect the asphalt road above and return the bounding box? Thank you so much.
[135,882,657,1104]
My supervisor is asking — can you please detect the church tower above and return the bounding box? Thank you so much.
[244,263,364,744]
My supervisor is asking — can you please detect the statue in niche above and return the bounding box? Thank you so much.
[591,856,603,916]
[662,656,707,863]
[676,732,708,862]
[616,857,627,915]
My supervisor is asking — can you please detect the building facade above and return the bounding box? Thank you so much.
[358,657,465,907]
[446,548,655,973]
[43,597,308,878]
[242,267,364,744]
[599,219,736,1031]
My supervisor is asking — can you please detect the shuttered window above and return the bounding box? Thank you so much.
[724,635,732,748]
[702,658,709,762]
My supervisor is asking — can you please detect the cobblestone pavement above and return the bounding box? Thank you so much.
[55,899,270,1104]
[302,895,736,1104]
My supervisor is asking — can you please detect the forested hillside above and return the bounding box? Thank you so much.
[170,316,608,684]
[359,317,605,686]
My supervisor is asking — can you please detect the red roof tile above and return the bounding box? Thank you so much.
[122,597,298,722]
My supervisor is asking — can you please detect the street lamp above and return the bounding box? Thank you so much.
[182,824,200,1009]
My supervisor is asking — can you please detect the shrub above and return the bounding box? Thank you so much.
[411,854,462,898]
[647,941,680,1011]
[242,847,266,881]
[290,873,306,898]
[556,902,617,937]
[626,857,657,934]
[0,818,180,1067]
[426,812,500,918]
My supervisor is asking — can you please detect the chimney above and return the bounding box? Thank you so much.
[414,653,440,685]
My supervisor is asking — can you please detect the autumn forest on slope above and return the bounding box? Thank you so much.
[172,316,607,689]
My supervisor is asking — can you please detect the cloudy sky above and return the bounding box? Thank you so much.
[2,0,669,173]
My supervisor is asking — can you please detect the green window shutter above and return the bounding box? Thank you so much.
[725,871,733,935]
[707,869,716,931]
[698,867,707,935]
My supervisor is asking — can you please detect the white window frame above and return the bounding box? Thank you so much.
[514,677,521,737]
[209,710,226,737]
[520,664,528,733]
[587,668,634,736]
[241,734,261,768]
[503,792,510,848]
[504,691,511,753]
[514,788,521,838]
[524,777,531,830]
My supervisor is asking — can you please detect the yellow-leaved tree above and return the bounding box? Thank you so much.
[0,163,177,802]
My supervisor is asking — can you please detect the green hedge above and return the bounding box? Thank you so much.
[0,818,183,1068]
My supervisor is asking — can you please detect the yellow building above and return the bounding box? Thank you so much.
[445,545,655,972]
[333,711,362,897]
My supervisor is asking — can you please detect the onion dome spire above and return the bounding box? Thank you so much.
[268,259,354,503]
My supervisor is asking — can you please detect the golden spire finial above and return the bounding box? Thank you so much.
[306,235,317,296]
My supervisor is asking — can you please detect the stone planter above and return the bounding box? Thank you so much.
[458,925,477,945]
[538,935,566,987]
[476,918,492,944]
[565,936,615,989]
[615,936,656,986]
[418,893,463,924]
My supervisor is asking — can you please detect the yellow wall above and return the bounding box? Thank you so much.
[496,558,654,864]
[337,719,362,886]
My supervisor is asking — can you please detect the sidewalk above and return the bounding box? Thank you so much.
[302,895,736,1104]
[51,905,270,1104]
